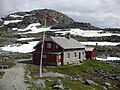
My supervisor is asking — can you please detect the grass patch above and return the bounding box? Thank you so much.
[0,71,5,79]
[24,60,120,90]
[0,60,16,68]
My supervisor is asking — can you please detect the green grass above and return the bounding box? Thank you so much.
[24,60,120,90]
[0,71,5,79]
[0,61,16,68]
[0,27,8,32]
[44,60,120,76]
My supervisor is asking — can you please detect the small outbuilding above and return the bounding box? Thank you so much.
[85,47,96,60]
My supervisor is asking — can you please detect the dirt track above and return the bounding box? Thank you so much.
[0,61,27,90]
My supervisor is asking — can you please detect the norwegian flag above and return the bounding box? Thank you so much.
[44,12,59,23]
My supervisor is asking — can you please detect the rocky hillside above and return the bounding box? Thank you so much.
[64,22,101,30]
[104,28,120,33]
[0,9,100,30]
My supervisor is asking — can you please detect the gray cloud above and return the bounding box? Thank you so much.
[0,0,120,28]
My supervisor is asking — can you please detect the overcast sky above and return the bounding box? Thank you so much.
[0,0,120,28]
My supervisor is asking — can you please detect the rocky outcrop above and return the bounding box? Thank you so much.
[0,19,3,26]
[91,67,120,81]
[88,35,120,42]
[33,79,46,89]
[52,79,64,89]
[84,79,98,86]
[104,28,120,33]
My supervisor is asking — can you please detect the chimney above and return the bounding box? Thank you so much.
[55,34,59,37]
[66,32,71,39]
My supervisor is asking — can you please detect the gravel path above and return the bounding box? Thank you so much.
[0,63,27,90]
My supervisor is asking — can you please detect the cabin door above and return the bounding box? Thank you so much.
[57,54,61,65]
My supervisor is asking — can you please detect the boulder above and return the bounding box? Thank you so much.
[84,79,98,86]
[33,79,46,89]
[102,86,108,90]
[78,78,84,83]
[114,76,120,80]
[69,76,78,81]
[53,79,64,89]
[102,82,112,88]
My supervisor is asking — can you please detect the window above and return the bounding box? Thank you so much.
[82,51,84,55]
[43,55,47,58]
[58,55,61,59]
[47,43,51,48]
[67,53,70,58]
[74,52,77,57]
[56,45,58,49]
[79,52,81,59]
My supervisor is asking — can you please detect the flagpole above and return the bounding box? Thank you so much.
[40,14,47,78]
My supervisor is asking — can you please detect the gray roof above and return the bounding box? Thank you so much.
[50,36,85,49]
[85,47,95,51]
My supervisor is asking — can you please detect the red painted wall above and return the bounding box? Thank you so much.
[33,53,56,63]
[33,52,62,65]
[85,48,96,60]
[35,41,63,51]
[91,48,96,59]
[33,41,63,65]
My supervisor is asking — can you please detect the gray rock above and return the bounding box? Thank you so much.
[84,79,98,86]
[78,78,84,83]
[33,79,46,89]
[102,82,112,88]
[102,86,108,90]
[43,72,65,78]
[53,79,64,89]
[114,76,120,80]
[69,76,78,81]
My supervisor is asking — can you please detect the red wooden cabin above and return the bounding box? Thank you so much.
[32,36,85,66]
[85,47,96,60]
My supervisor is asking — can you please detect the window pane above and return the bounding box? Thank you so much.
[67,53,70,58]
[43,55,47,58]
[56,45,58,49]
[47,43,51,48]
[79,52,81,59]
[74,52,77,57]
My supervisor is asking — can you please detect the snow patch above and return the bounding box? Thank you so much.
[23,27,52,34]
[80,42,120,46]
[18,37,35,41]
[56,29,120,37]
[9,14,24,18]
[4,20,22,25]
[1,41,39,53]
[70,29,117,37]
[96,57,120,61]
[17,23,55,34]
[18,23,41,32]
[12,28,18,30]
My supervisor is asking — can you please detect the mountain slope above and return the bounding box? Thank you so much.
[0,9,74,29]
